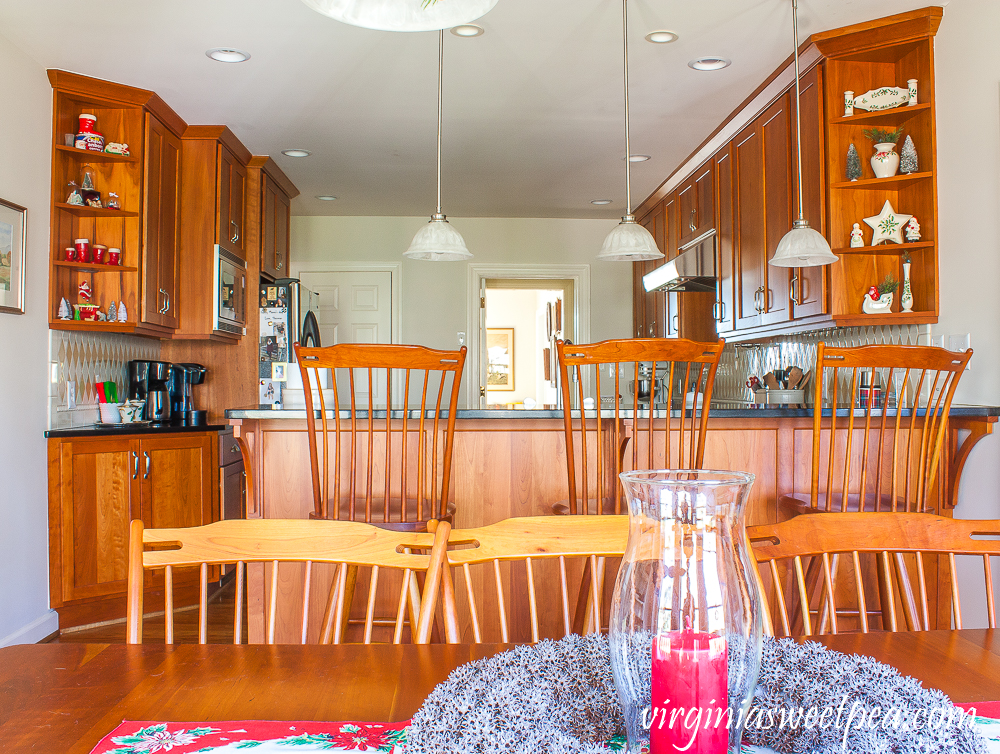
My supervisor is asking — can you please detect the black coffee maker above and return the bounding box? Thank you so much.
[128,360,173,423]
[169,363,208,425]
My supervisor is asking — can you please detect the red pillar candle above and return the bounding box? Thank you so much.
[650,631,729,754]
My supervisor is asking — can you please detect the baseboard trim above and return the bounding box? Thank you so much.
[1,610,60,647]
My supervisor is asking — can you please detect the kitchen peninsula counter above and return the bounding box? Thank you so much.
[227,404,997,525]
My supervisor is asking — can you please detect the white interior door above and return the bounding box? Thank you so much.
[297,270,393,406]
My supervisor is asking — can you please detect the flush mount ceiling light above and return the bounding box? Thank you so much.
[645,30,679,44]
[597,0,663,263]
[404,31,472,261]
[451,24,484,37]
[591,200,613,205]
[282,149,312,158]
[301,0,497,32]
[316,195,338,201]
[770,0,838,269]
[688,56,731,71]
[627,154,651,162]
[206,48,250,63]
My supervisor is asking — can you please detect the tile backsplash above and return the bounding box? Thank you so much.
[712,324,929,403]
[49,330,161,429]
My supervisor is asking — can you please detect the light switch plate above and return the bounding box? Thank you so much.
[66,381,76,409]
[457,332,466,346]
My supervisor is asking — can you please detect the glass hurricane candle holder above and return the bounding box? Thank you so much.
[609,470,763,754]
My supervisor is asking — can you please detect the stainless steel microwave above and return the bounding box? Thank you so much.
[214,244,247,336]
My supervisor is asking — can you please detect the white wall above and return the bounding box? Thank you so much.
[0,33,58,645]
[291,216,634,403]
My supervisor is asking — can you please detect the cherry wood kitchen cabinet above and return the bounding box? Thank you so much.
[638,202,666,337]
[47,431,218,628]
[251,156,300,281]
[632,8,942,340]
[173,127,252,341]
[140,113,181,331]
[677,163,715,249]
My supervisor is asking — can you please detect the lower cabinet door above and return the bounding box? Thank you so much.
[52,437,140,605]
[221,461,246,520]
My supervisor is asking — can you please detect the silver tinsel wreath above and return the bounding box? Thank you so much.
[406,633,987,754]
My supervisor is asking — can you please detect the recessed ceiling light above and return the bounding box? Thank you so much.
[645,30,679,44]
[591,200,613,205]
[451,24,484,37]
[626,154,651,162]
[282,149,312,158]
[689,57,731,71]
[316,195,338,201]
[206,48,250,63]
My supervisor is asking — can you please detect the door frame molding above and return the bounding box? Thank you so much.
[289,261,402,344]
[467,264,591,409]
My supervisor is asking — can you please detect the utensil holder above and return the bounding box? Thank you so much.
[99,403,123,424]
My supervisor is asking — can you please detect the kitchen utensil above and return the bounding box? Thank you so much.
[764,372,780,390]
[786,366,803,390]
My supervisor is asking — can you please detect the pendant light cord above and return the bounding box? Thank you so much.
[622,0,633,216]
[792,0,805,224]
[437,29,444,216]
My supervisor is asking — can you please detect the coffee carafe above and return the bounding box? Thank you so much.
[128,360,172,422]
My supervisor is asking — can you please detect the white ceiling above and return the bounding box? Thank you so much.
[0,0,939,218]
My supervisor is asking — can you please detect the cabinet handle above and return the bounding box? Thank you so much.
[713,301,726,322]
[276,260,283,270]
[766,288,773,311]
[719,301,726,321]
[790,274,801,306]
[163,291,170,313]
[689,208,697,232]
[143,451,151,480]
[231,221,239,244]
[754,287,763,313]
[132,451,139,480]
[158,288,168,314]
[672,314,679,332]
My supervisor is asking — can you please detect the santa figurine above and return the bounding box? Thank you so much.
[850,223,865,248]
[862,285,894,314]
[904,216,921,243]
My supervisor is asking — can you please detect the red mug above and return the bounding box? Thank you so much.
[65,246,77,262]
[107,247,121,266]
[93,244,107,264]
[74,238,91,263]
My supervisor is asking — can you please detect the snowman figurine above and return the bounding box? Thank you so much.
[850,223,865,248]
[904,216,921,243]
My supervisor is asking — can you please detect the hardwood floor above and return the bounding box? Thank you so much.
[53,576,247,644]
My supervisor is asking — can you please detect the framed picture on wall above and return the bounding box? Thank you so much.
[486,327,514,391]
[0,198,26,314]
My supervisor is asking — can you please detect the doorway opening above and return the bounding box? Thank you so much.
[484,281,573,408]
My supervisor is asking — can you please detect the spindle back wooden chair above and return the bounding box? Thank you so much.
[126,518,450,645]
[748,513,1000,636]
[294,342,467,531]
[439,515,629,644]
[783,343,972,516]
[556,337,725,516]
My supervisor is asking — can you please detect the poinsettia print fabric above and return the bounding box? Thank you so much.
[89,721,408,754]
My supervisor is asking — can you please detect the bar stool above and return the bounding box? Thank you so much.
[554,337,725,633]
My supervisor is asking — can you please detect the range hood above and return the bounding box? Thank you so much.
[642,230,717,293]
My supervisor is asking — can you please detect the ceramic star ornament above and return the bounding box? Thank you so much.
[864,200,912,245]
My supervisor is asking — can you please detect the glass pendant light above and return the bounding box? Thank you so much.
[770,0,838,268]
[405,30,473,261]
[597,0,662,262]
[301,0,497,33]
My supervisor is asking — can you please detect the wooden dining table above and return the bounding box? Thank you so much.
[2,630,998,753]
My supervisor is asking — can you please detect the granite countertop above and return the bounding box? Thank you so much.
[226,404,1000,421]
[45,423,228,438]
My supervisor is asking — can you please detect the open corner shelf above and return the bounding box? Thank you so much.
[49,319,136,333]
[831,172,933,190]
[830,102,931,126]
[54,144,138,163]
[835,241,933,255]
[54,202,139,218]
[52,260,138,273]
[833,311,938,327]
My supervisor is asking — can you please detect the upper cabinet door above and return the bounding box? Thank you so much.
[790,65,827,319]
[217,146,247,260]
[678,164,715,249]
[261,175,292,280]
[760,93,792,327]
[715,146,736,334]
[141,114,181,330]
[734,123,764,331]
